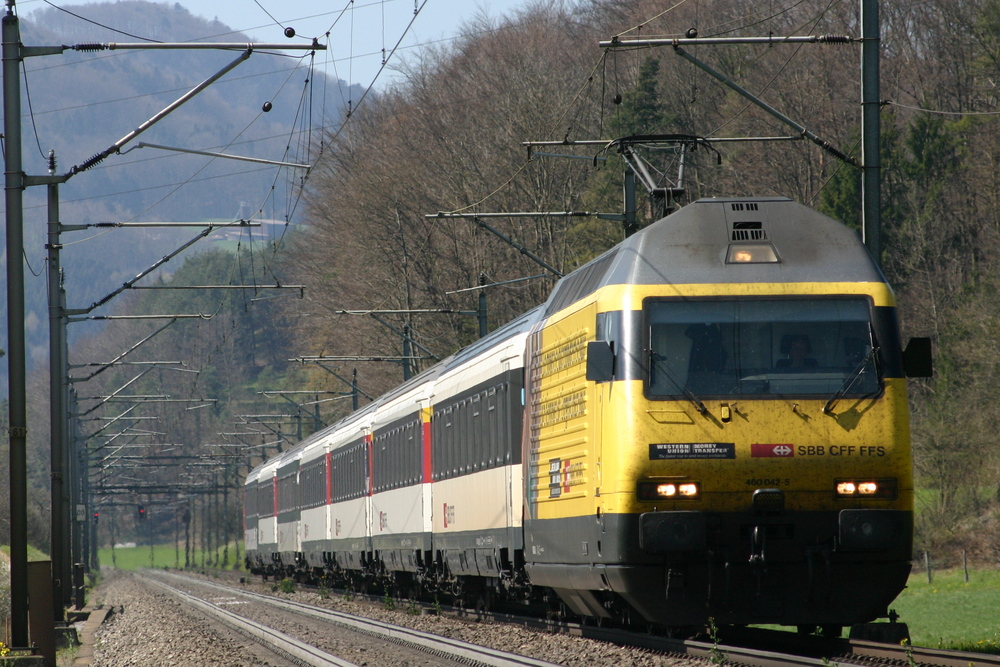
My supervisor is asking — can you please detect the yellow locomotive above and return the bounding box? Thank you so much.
[245,196,930,635]
[522,196,930,631]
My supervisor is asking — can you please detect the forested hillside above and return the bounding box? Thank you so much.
[0,0,355,371]
[285,0,1000,557]
[0,0,352,548]
[9,0,1000,560]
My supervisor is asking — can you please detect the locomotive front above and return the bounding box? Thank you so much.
[523,197,929,631]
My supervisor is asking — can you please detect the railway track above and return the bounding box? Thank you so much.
[840,637,1000,667]
[160,571,1000,667]
[143,571,567,667]
[713,625,1000,667]
[539,619,1000,667]
[143,576,357,667]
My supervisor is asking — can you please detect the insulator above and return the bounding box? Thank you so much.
[75,43,107,52]
[818,35,852,43]
[76,152,106,173]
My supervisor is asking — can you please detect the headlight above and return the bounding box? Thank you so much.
[836,481,856,495]
[638,481,700,500]
[726,243,779,263]
[835,478,896,499]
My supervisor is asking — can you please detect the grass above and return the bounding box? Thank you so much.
[0,544,51,561]
[750,565,1000,652]
[97,542,245,571]
[890,567,1000,652]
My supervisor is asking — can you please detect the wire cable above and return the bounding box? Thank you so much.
[42,0,161,41]
[705,0,842,138]
[886,101,1000,116]
[252,0,288,33]
[23,247,44,277]
[20,62,49,161]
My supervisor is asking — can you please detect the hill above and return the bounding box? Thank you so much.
[0,1,356,383]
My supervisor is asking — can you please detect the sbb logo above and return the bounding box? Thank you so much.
[443,503,456,528]
[751,443,795,458]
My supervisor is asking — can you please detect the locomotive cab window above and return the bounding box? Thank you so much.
[645,298,881,399]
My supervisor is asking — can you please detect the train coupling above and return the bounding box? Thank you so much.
[749,525,767,565]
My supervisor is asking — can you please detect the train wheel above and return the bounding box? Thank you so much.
[474,590,494,615]
[819,625,842,638]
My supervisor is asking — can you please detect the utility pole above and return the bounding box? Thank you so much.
[4,0,30,644]
[402,325,413,380]
[598,4,880,261]
[623,166,638,236]
[861,0,881,263]
[47,150,70,621]
[2,0,324,636]
[478,275,488,338]
[351,369,364,411]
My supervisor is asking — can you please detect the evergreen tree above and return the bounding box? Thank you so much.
[614,56,670,135]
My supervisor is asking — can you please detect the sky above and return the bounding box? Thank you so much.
[17,0,531,88]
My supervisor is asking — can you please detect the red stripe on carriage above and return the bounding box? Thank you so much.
[423,419,432,483]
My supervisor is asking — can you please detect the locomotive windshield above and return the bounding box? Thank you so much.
[646,297,880,399]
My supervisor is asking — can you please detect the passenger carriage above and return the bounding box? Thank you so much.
[429,308,539,589]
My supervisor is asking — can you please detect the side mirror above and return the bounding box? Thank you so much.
[902,337,932,378]
[586,341,615,383]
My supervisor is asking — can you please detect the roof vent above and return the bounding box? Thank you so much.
[731,202,759,212]
[731,220,766,241]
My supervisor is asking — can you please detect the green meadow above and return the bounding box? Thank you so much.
[890,567,1000,652]
[0,544,51,561]
[757,567,1000,651]
[97,542,245,571]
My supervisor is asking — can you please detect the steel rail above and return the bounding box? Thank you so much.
[153,572,567,667]
[143,576,359,667]
[847,639,1000,667]
[715,625,1000,667]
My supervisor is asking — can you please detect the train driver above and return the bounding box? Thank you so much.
[776,334,818,370]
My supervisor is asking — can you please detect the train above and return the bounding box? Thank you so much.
[244,196,932,634]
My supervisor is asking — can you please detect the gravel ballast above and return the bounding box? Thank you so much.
[87,569,697,667]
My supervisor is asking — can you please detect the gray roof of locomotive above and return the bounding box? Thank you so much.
[544,197,885,316]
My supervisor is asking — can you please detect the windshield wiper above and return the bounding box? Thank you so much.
[824,346,880,414]
[650,352,708,415]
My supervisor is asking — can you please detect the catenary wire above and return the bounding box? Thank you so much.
[41,0,162,41]
[887,101,1000,116]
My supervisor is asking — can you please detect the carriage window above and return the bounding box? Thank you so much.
[646,298,880,398]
